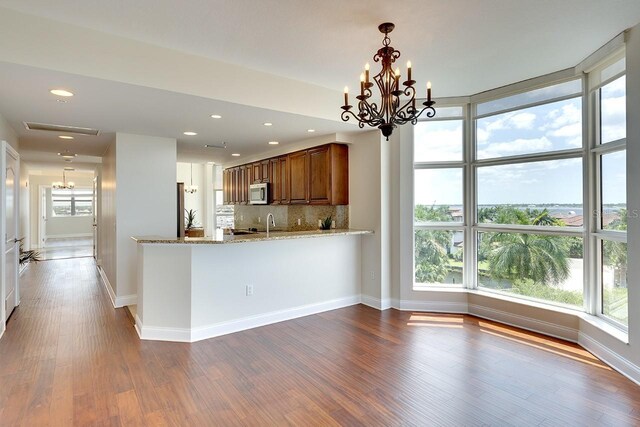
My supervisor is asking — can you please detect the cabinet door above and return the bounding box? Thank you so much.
[223,169,229,205]
[269,158,280,203]
[279,156,289,204]
[288,151,307,204]
[261,160,270,182]
[231,167,239,204]
[252,162,261,183]
[308,145,331,204]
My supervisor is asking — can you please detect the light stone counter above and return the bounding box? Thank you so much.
[132,228,372,244]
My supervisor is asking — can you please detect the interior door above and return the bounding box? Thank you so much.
[93,177,97,259]
[39,186,47,248]
[3,142,19,322]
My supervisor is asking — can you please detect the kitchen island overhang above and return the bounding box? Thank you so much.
[133,230,372,342]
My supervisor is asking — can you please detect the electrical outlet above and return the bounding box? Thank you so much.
[240,215,244,221]
[370,271,375,281]
[246,285,254,296]
[332,220,336,229]
[318,219,322,227]
[297,218,301,226]
[258,217,261,223]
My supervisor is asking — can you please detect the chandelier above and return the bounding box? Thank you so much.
[52,169,75,190]
[341,22,436,140]
[185,163,198,194]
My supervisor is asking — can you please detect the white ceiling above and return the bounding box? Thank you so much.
[1,0,639,95]
[0,61,356,165]
[1,1,640,166]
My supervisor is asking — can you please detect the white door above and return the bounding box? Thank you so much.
[92,177,97,259]
[2,142,19,323]
[39,186,47,248]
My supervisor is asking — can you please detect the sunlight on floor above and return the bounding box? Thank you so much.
[477,320,611,370]
[407,313,464,328]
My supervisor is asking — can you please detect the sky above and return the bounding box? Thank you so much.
[414,76,626,206]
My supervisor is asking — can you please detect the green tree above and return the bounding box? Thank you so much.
[487,233,570,285]
[414,205,455,283]
[415,229,453,283]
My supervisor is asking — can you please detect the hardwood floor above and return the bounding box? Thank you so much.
[1,258,639,426]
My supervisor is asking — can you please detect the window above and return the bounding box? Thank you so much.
[214,189,234,229]
[413,107,465,287]
[474,78,584,308]
[51,189,93,217]
[411,51,629,332]
[592,58,627,327]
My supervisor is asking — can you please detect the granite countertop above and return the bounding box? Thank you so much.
[132,229,373,244]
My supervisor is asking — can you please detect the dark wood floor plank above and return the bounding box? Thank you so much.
[1,258,639,426]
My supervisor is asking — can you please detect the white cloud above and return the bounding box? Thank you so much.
[548,123,581,138]
[478,136,552,159]
[541,103,581,131]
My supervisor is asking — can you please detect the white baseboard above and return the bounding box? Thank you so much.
[397,299,469,313]
[115,294,137,307]
[136,295,360,343]
[136,314,191,342]
[578,331,640,386]
[468,303,579,343]
[97,265,116,307]
[45,233,93,239]
[97,265,137,308]
[361,295,392,310]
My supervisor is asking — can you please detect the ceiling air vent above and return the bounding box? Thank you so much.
[24,122,100,136]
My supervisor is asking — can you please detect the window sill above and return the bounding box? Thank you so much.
[410,286,629,344]
[578,313,629,344]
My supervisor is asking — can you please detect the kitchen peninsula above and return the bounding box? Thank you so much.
[133,229,372,342]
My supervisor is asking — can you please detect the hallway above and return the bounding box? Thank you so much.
[1,258,640,426]
[39,237,93,261]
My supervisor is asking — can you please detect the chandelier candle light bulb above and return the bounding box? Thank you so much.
[340,22,436,140]
[344,86,349,106]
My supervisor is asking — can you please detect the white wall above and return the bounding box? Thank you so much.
[18,161,29,248]
[114,133,176,302]
[100,142,117,294]
[0,113,18,152]
[348,130,393,309]
[43,187,93,238]
[27,173,94,248]
[137,235,362,341]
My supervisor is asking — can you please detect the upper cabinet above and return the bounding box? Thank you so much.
[223,143,348,206]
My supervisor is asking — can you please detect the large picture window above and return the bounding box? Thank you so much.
[592,58,627,327]
[51,188,93,217]
[412,52,628,331]
[413,109,465,288]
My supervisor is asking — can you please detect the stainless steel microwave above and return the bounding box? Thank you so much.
[249,183,268,204]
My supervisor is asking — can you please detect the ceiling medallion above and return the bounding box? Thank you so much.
[341,22,435,140]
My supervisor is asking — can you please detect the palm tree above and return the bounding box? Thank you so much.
[488,233,570,285]
[415,229,453,283]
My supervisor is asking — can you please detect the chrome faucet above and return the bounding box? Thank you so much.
[267,213,275,237]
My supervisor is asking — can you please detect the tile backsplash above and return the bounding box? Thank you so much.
[233,205,348,231]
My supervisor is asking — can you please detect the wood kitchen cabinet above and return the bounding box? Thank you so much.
[288,150,308,204]
[223,143,347,206]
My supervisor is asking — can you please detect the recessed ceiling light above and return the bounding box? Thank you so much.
[183,131,197,136]
[263,122,273,126]
[268,141,279,145]
[210,114,222,119]
[231,153,241,157]
[307,129,316,133]
[50,89,74,97]
[58,135,74,139]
